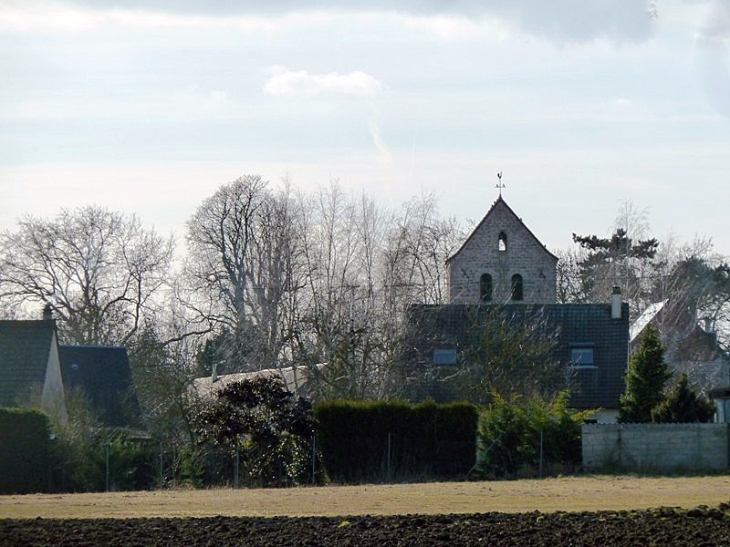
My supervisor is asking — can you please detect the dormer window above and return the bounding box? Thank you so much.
[480,273,493,302]
[511,274,523,301]
[498,231,507,252]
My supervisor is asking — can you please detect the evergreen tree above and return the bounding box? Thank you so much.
[651,374,715,423]
[618,324,671,423]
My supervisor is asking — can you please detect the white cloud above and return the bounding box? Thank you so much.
[0,4,276,32]
[401,15,489,39]
[264,68,383,98]
[2,0,658,43]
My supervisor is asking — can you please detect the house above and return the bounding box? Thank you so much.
[59,345,142,429]
[404,195,630,421]
[0,309,143,430]
[0,317,67,423]
[630,299,729,395]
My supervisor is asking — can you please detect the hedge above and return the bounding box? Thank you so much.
[314,400,478,483]
[0,407,51,494]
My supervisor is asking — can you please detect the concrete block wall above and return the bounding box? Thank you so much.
[582,423,730,473]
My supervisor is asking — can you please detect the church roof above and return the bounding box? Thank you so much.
[446,196,558,263]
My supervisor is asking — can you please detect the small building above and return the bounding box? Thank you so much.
[0,318,67,423]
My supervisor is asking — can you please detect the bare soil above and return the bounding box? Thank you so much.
[1,505,730,546]
[2,478,730,546]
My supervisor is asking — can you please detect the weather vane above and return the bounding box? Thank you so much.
[495,172,505,197]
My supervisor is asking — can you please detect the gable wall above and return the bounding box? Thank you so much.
[448,201,557,304]
[41,331,67,424]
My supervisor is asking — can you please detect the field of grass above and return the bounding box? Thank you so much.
[2,475,729,519]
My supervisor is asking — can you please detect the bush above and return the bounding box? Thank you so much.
[475,392,592,479]
[194,377,317,487]
[314,399,478,483]
[0,407,51,494]
[652,374,715,423]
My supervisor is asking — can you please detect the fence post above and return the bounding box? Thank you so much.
[234,437,240,488]
[539,429,544,479]
[311,436,316,485]
[158,443,164,487]
[105,442,110,492]
[386,433,392,481]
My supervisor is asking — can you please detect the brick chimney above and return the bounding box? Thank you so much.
[42,304,53,321]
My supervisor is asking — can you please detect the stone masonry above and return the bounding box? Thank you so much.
[447,197,558,304]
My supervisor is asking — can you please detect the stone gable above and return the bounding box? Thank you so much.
[447,197,557,304]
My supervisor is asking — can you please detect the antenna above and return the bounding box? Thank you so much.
[495,172,505,197]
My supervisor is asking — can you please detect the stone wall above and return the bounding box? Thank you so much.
[582,423,730,473]
[447,198,557,304]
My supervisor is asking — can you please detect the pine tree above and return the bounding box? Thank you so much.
[618,324,671,423]
[651,374,715,423]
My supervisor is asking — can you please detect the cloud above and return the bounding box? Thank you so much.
[696,1,730,117]
[368,111,392,167]
[16,0,656,43]
[264,68,383,98]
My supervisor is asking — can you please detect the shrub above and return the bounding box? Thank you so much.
[0,407,51,494]
[652,374,715,423]
[314,399,478,483]
[475,391,592,479]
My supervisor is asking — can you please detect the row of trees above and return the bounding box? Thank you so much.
[0,176,728,469]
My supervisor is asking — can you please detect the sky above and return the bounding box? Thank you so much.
[2,0,730,256]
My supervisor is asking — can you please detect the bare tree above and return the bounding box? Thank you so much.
[183,175,303,371]
[0,206,173,345]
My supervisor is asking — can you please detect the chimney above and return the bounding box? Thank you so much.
[703,317,714,333]
[42,304,53,321]
[211,362,218,383]
[611,286,622,319]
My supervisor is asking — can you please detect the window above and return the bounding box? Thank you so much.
[510,274,523,301]
[570,346,595,367]
[498,231,507,252]
[433,348,458,366]
[480,273,493,302]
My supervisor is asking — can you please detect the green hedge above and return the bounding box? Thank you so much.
[0,407,51,494]
[314,400,478,483]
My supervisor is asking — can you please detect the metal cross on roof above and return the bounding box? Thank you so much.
[495,172,505,197]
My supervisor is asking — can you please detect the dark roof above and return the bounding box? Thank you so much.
[0,320,56,407]
[59,345,141,428]
[447,196,559,263]
[404,303,629,409]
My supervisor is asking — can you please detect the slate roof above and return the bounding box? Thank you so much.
[0,320,56,408]
[59,345,141,428]
[404,303,630,409]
